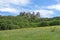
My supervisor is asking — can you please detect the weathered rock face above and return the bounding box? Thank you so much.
[19,12,40,18]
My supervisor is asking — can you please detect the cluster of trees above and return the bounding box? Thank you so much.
[0,12,60,30]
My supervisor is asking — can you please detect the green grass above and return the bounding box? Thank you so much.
[0,26,60,40]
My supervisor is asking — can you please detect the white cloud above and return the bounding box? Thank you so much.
[0,0,30,14]
[0,0,55,17]
[0,0,30,6]
[31,10,54,17]
[40,10,54,17]
[46,4,60,10]
[10,0,30,5]
[0,8,19,14]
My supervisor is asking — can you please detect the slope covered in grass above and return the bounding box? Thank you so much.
[0,26,60,40]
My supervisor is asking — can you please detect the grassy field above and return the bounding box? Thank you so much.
[0,26,60,40]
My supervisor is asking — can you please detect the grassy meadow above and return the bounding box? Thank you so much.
[0,26,60,40]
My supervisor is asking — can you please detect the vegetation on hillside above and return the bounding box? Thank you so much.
[0,12,60,30]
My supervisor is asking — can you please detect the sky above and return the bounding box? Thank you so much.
[0,0,60,18]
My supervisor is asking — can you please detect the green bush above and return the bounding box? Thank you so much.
[49,20,60,26]
[40,21,49,26]
[0,14,60,30]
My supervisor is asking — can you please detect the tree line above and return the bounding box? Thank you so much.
[0,12,60,30]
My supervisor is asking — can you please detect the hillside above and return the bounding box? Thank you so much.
[0,13,60,30]
[0,26,60,40]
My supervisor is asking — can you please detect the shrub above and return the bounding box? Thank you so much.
[40,21,50,27]
[49,20,60,26]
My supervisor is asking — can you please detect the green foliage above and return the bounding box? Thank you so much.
[40,21,49,26]
[0,12,60,30]
[49,20,60,26]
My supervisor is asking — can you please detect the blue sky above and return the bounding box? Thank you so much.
[0,0,60,18]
